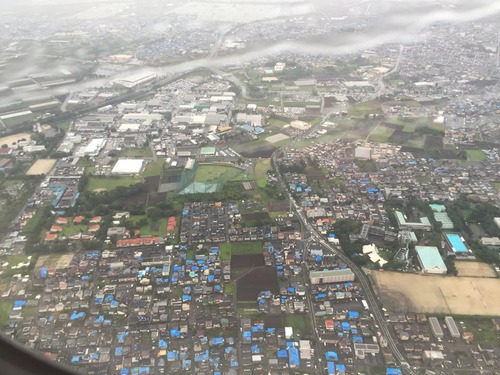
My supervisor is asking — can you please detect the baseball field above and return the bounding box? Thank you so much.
[370,271,500,316]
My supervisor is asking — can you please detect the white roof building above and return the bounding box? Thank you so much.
[111,159,145,174]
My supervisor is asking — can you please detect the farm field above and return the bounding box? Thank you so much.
[368,124,395,142]
[229,241,264,256]
[371,270,500,315]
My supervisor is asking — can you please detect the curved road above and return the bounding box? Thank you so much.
[271,150,415,375]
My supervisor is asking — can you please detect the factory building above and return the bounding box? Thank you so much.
[429,317,444,339]
[445,316,460,338]
[309,269,355,284]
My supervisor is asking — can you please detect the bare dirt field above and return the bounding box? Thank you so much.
[370,270,500,316]
[237,266,278,301]
[266,133,290,144]
[35,254,74,272]
[0,132,32,147]
[26,159,57,175]
[455,261,496,278]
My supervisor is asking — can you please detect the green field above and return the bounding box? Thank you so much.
[0,300,12,328]
[232,138,270,153]
[143,160,165,177]
[60,222,88,237]
[493,182,500,192]
[119,147,152,158]
[348,100,383,116]
[194,165,248,184]
[285,314,311,333]
[87,176,143,192]
[130,215,168,237]
[268,118,289,127]
[6,255,31,269]
[368,124,395,142]
[230,241,264,256]
[466,150,487,161]
[457,317,499,345]
[223,282,235,295]
[403,136,426,149]
[22,207,48,235]
[254,159,271,188]
[221,243,232,260]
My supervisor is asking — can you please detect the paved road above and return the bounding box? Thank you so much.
[271,150,416,375]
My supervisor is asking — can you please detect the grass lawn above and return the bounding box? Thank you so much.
[368,124,395,142]
[269,211,288,220]
[0,300,12,328]
[268,118,289,127]
[119,147,152,158]
[22,206,48,235]
[466,150,487,161]
[221,243,232,260]
[230,241,264,256]
[237,301,259,316]
[87,176,143,192]
[254,159,271,188]
[6,255,31,268]
[416,176,431,183]
[130,215,168,237]
[223,282,235,295]
[60,222,88,237]
[186,248,195,260]
[1,179,23,188]
[285,314,311,333]
[143,160,165,177]
[492,182,500,191]
[194,165,248,184]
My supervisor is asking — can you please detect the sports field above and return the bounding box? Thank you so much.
[35,254,74,272]
[194,165,248,184]
[454,261,496,278]
[371,271,500,316]
[26,159,57,175]
[87,176,143,192]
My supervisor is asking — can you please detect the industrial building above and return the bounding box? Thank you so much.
[415,246,447,275]
[111,159,145,175]
[444,316,460,338]
[309,269,355,284]
[395,211,432,231]
[112,71,157,88]
[429,317,444,339]
[353,343,380,359]
[84,138,106,156]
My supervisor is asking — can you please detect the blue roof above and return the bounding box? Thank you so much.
[327,362,336,374]
[288,347,300,367]
[387,368,402,375]
[277,349,288,359]
[325,351,338,361]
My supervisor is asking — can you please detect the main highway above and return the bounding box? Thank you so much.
[270,149,416,375]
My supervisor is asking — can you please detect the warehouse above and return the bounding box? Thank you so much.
[309,269,355,284]
[444,316,460,338]
[415,246,447,275]
[84,138,106,156]
[429,317,444,339]
[111,159,145,175]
